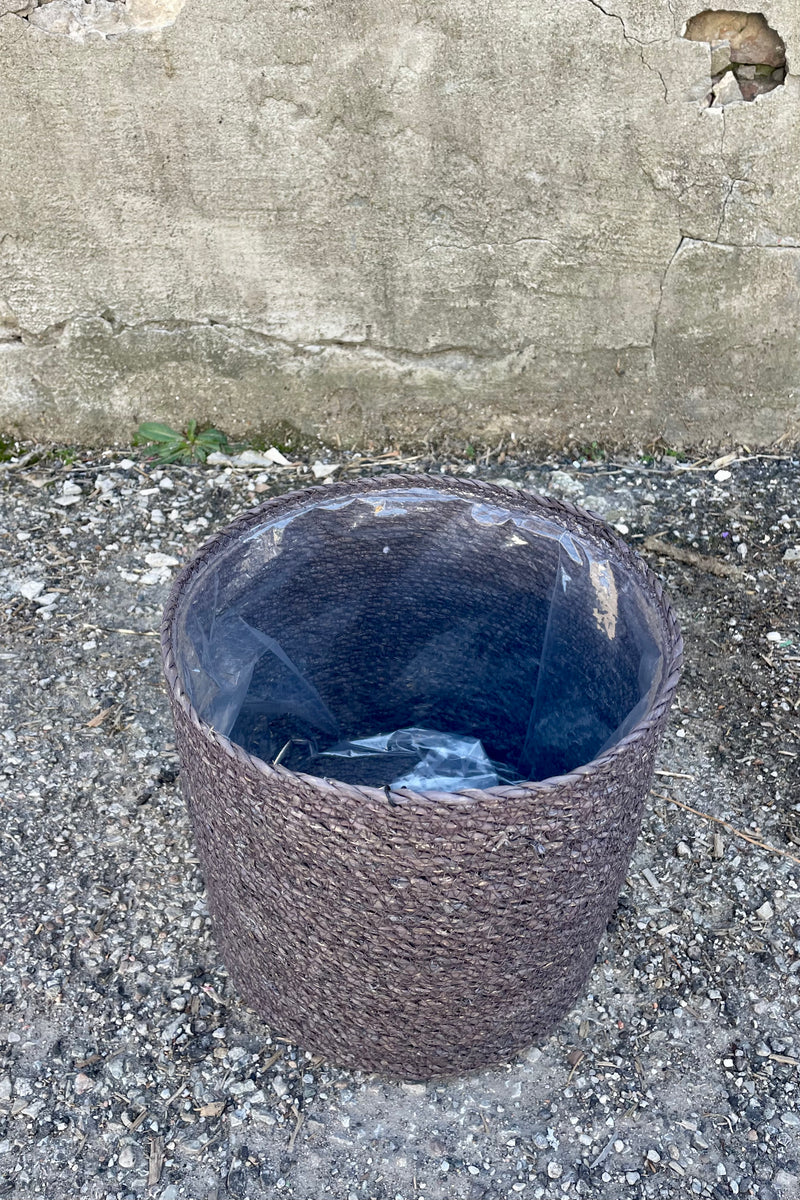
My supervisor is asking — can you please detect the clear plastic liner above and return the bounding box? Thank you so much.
[315,728,518,791]
[174,488,666,790]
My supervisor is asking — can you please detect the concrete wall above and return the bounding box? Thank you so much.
[1,0,799,449]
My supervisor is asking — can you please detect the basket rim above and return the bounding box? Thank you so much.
[161,473,684,807]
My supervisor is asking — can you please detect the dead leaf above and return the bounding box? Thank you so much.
[198,1101,226,1118]
[86,706,113,728]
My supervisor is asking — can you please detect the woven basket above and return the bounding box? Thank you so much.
[162,475,682,1079]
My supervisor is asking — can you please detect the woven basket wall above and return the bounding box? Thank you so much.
[161,476,683,1079]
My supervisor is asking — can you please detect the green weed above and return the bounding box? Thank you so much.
[135,421,229,464]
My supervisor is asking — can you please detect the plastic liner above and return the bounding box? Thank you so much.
[312,728,519,791]
[175,488,666,789]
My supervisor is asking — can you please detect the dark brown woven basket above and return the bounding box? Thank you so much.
[162,475,682,1079]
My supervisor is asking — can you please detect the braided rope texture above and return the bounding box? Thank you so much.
[162,475,683,1080]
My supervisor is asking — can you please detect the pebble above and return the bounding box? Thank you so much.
[780,1111,800,1127]
[546,1162,562,1179]
[626,1172,640,1185]
[0,1078,10,1101]
[17,579,45,600]
[272,1076,288,1097]
[144,552,180,569]
[646,1148,661,1163]
[547,470,584,500]
[118,1145,135,1168]
[311,461,341,479]
[755,901,774,921]
[74,1073,94,1094]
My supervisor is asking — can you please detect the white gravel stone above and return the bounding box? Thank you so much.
[118,1145,135,1168]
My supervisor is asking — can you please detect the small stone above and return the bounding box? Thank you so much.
[714,469,732,482]
[231,450,276,468]
[646,1148,661,1163]
[159,476,174,490]
[780,1111,800,1127]
[626,1172,640,1185]
[736,63,756,79]
[0,1078,11,1101]
[17,580,45,600]
[547,470,584,500]
[118,1145,135,1168]
[766,631,782,642]
[755,901,774,921]
[272,1076,288,1097]
[53,494,82,507]
[710,41,731,74]
[774,1170,800,1193]
[62,480,82,496]
[311,461,341,480]
[676,841,692,858]
[783,547,800,562]
[74,1073,94,1094]
[547,1162,562,1179]
[144,552,180,569]
[160,1187,178,1200]
[614,1140,625,1152]
[713,72,744,105]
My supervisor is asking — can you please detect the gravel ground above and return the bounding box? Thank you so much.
[0,443,799,1200]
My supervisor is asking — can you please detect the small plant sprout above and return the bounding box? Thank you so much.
[135,420,229,464]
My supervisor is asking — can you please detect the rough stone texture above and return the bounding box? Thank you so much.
[1,0,799,449]
[684,9,786,68]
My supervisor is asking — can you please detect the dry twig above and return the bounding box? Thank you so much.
[643,537,743,580]
[652,791,800,866]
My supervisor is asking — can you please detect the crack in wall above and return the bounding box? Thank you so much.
[715,177,745,242]
[582,0,670,97]
[651,235,686,367]
[651,232,800,366]
[1,314,527,368]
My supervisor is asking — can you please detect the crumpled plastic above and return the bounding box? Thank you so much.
[315,728,517,791]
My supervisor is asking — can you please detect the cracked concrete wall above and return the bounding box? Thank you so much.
[1,0,799,448]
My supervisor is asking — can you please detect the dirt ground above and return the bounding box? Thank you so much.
[0,444,798,1200]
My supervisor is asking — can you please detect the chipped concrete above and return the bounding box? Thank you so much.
[7,0,186,38]
[1,0,799,447]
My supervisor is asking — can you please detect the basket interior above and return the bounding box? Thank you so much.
[172,487,668,785]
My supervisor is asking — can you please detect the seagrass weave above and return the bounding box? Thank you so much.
[162,475,682,1079]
